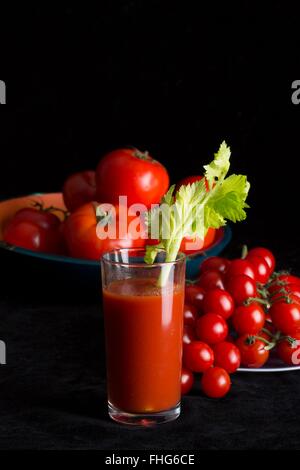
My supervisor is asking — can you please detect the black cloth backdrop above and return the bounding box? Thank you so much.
[1,2,300,450]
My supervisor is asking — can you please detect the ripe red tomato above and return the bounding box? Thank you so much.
[185,284,206,312]
[200,257,231,274]
[232,303,265,335]
[179,228,216,254]
[268,275,300,294]
[3,207,65,254]
[5,207,60,231]
[64,202,146,260]
[275,274,300,285]
[181,368,194,395]
[277,337,300,366]
[196,270,225,291]
[213,342,241,373]
[196,313,228,345]
[201,367,231,398]
[247,247,275,274]
[63,170,97,212]
[202,288,234,320]
[269,301,300,336]
[270,290,300,306]
[226,274,257,305]
[235,335,269,368]
[183,325,197,345]
[225,259,256,281]
[183,304,198,327]
[95,148,169,208]
[246,254,270,284]
[183,341,214,373]
[279,284,300,300]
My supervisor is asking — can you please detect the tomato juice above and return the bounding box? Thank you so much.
[103,278,184,414]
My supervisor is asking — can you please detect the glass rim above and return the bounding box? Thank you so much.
[101,247,186,268]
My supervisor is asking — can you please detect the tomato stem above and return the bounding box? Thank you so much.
[278,335,299,347]
[248,335,276,350]
[31,201,69,220]
[269,287,288,297]
[244,297,270,307]
[134,149,152,161]
[257,286,269,299]
[262,327,277,340]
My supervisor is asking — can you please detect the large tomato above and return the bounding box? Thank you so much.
[63,171,96,212]
[3,207,65,254]
[63,202,147,260]
[95,148,169,208]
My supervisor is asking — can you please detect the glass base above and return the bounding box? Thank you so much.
[108,402,181,426]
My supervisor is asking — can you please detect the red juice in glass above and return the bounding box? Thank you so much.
[101,249,185,425]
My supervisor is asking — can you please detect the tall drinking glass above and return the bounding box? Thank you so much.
[101,248,186,426]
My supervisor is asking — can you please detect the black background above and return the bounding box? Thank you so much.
[1,1,300,451]
[1,1,299,242]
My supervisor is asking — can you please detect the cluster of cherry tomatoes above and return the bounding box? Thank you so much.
[181,247,300,399]
[3,148,215,259]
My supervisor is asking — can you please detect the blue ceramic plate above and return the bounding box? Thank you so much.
[0,193,232,281]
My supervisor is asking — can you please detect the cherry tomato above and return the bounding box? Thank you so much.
[269,301,300,336]
[183,325,197,345]
[63,171,97,212]
[213,341,241,373]
[64,202,146,260]
[247,247,275,274]
[225,259,256,281]
[183,304,198,327]
[232,303,265,335]
[235,335,269,368]
[196,313,228,345]
[201,367,231,398]
[277,337,300,365]
[196,270,225,291]
[95,148,169,208]
[3,207,65,254]
[202,288,234,320]
[200,257,231,274]
[268,275,300,294]
[270,290,300,306]
[246,254,270,284]
[185,284,206,312]
[275,274,300,285]
[179,228,216,254]
[226,275,257,305]
[270,283,300,300]
[183,341,214,373]
[181,368,194,395]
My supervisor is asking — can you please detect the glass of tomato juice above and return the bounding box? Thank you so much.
[101,248,186,426]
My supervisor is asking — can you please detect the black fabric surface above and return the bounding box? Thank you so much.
[0,222,300,450]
